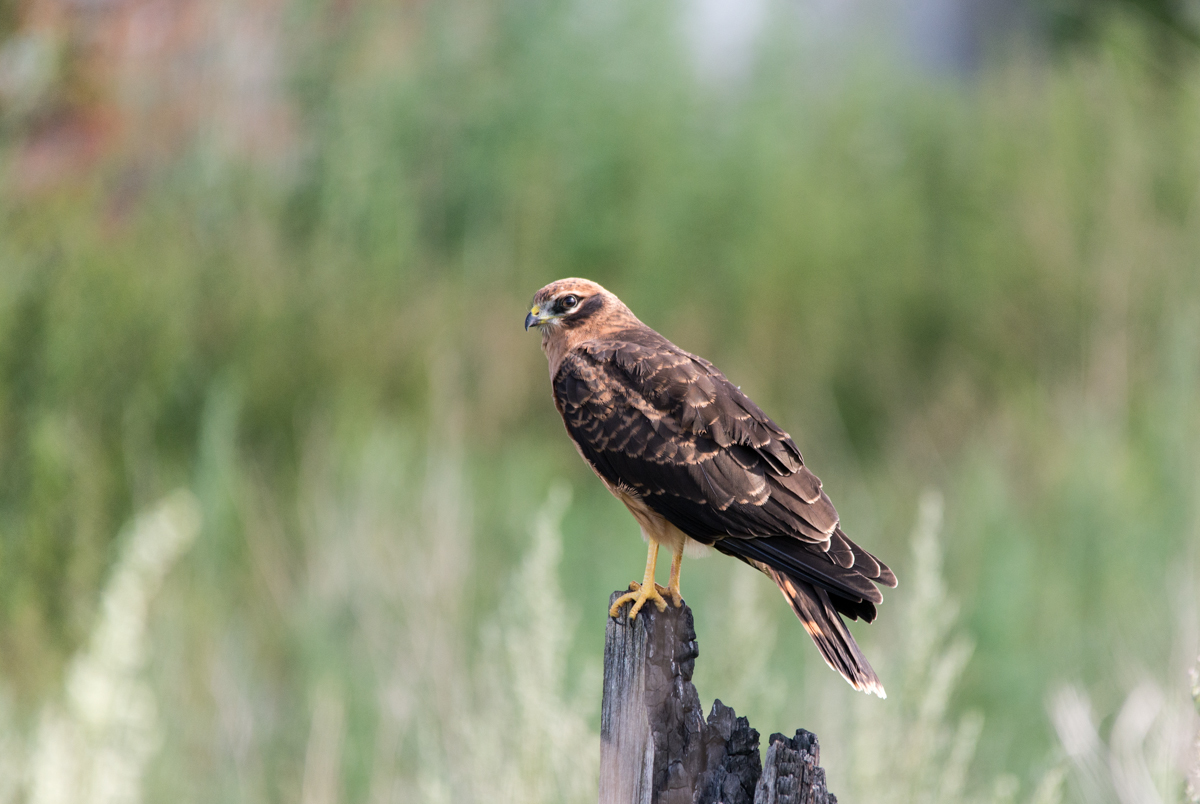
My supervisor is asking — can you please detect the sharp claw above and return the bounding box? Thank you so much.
[608,581,670,619]
[653,583,676,609]
[653,582,683,608]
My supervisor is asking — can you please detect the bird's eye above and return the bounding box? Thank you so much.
[560,295,579,310]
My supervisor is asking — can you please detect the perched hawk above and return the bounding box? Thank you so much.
[526,278,897,696]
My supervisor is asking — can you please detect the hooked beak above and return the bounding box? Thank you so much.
[525,306,546,331]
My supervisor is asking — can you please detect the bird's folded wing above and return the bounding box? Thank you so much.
[555,336,840,546]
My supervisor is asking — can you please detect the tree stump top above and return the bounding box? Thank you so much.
[600,591,837,804]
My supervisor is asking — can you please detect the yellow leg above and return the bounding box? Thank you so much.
[666,547,684,608]
[609,542,669,619]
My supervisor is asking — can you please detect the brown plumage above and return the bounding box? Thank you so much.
[525,278,897,697]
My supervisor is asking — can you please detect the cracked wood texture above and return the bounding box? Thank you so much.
[600,591,837,804]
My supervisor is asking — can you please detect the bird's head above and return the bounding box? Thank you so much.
[525,278,640,369]
[525,278,609,332]
[525,278,638,335]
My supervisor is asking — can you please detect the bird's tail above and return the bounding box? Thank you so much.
[767,569,887,698]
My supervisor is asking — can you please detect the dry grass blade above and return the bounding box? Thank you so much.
[27,491,202,804]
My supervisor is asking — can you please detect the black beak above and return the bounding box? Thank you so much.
[525,312,537,331]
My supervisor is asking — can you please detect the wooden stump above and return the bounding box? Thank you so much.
[600,591,836,804]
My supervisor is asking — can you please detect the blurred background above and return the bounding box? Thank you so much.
[1,0,1199,801]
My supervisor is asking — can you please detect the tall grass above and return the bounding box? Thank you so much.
[2,492,201,804]
[9,436,1190,802]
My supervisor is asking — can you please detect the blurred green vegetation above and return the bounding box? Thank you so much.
[1,0,1199,799]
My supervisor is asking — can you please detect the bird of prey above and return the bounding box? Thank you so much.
[525,278,897,696]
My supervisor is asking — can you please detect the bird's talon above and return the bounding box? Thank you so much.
[609,581,669,619]
[652,583,682,608]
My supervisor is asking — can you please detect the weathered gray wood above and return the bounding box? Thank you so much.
[755,730,833,804]
[600,591,836,804]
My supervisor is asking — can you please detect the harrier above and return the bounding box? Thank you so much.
[525,278,897,696]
